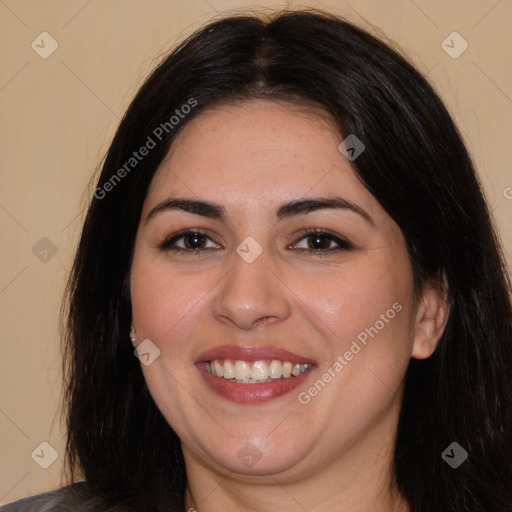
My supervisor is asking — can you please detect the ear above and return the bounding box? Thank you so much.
[411,275,450,360]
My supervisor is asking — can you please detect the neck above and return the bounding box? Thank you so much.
[184,467,408,512]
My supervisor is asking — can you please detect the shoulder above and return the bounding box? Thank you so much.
[0,482,125,512]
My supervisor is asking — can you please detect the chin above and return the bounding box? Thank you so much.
[198,437,313,478]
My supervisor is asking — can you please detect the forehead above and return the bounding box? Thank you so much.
[144,100,377,218]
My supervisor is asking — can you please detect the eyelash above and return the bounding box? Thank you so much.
[157,228,353,256]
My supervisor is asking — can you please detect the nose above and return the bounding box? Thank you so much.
[212,247,292,331]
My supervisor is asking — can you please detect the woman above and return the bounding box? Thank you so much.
[2,9,511,512]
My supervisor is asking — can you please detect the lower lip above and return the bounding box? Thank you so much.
[197,364,314,403]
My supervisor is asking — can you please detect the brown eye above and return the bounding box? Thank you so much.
[306,234,334,250]
[291,229,352,253]
[182,232,208,249]
[159,230,221,253]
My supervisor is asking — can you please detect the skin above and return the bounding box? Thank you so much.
[129,100,449,512]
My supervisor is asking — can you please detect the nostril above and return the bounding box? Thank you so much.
[254,316,277,328]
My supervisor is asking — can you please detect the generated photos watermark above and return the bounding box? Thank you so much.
[441,442,468,469]
[134,338,161,366]
[31,441,59,469]
[237,442,263,468]
[338,134,365,161]
[94,97,198,200]
[298,301,403,404]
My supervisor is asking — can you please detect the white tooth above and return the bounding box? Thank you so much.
[291,363,301,376]
[213,360,223,378]
[204,361,211,373]
[234,360,251,380]
[210,362,217,376]
[282,361,292,378]
[301,363,310,374]
[268,360,283,379]
[251,361,269,381]
[223,360,235,379]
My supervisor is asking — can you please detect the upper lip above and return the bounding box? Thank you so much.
[195,344,316,365]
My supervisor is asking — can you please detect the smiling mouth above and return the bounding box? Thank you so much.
[204,359,312,383]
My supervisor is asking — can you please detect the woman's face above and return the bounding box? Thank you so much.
[130,100,435,482]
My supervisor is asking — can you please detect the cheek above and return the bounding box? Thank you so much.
[298,258,413,350]
[295,261,414,420]
[130,254,209,352]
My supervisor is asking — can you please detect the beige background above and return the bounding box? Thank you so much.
[0,0,510,505]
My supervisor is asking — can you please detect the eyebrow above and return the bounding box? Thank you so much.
[145,196,375,226]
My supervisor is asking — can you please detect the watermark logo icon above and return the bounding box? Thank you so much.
[236,236,263,263]
[31,32,58,59]
[237,442,262,468]
[441,442,468,469]
[31,441,58,469]
[503,187,512,200]
[134,338,161,366]
[441,32,468,59]
[338,134,365,161]
[32,237,58,263]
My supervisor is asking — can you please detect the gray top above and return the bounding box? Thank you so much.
[0,483,128,512]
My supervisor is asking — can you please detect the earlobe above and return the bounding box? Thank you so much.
[411,276,450,360]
